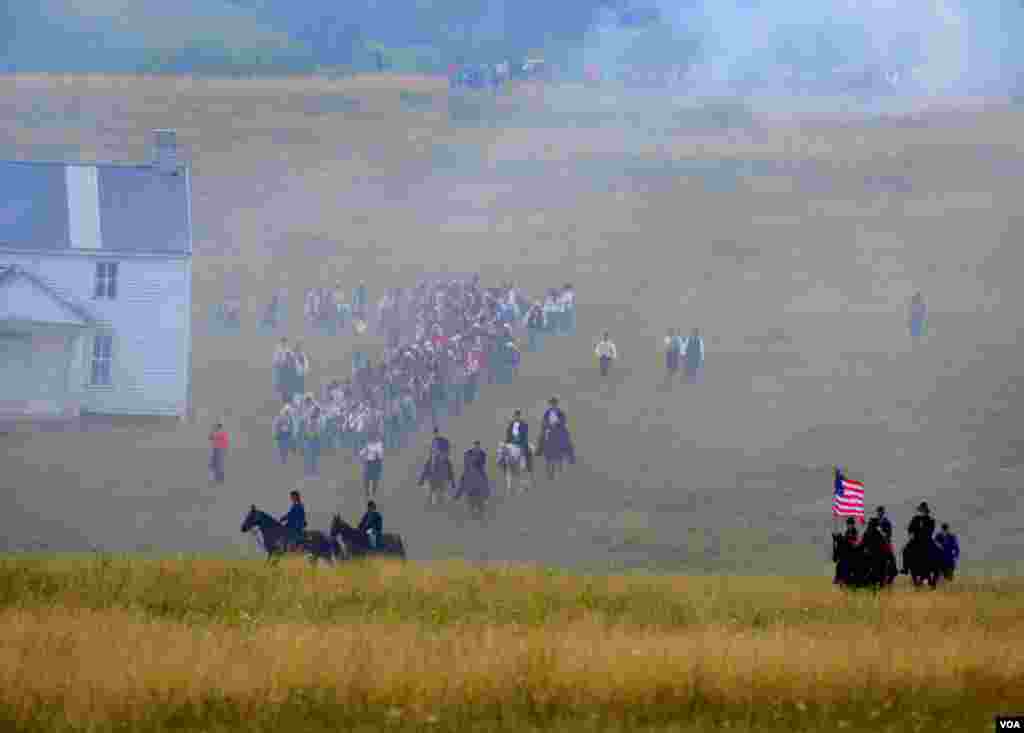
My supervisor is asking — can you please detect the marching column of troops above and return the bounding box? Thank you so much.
[267,277,578,485]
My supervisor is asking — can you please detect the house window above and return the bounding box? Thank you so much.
[94,262,118,299]
[90,333,113,386]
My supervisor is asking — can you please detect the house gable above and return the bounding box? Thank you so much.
[0,265,97,327]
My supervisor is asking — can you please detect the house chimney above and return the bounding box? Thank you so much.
[152,129,179,175]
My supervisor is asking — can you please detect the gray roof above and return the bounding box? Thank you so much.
[0,160,191,255]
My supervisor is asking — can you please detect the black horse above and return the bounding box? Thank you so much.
[902,538,943,588]
[241,505,340,564]
[329,513,407,560]
[832,534,896,590]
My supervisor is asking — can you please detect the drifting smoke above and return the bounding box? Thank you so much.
[569,0,1022,96]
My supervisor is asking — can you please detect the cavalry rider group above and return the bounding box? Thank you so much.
[415,395,576,509]
[278,488,383,553]
[834,501,961,585]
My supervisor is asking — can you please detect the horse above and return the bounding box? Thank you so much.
[329,514,407,560]
[902,538,943,589]
[240,505,340,564]
[419,451,456,506]
[833,532,898,590]
[496,441,533,496]
[537,425,573,481]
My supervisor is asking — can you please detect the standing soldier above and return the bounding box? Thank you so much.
[208,422,229,483]
[272,337,294,404]
[302,398,323,478]
[353,280,369,330]
[292,342,310,398]
[273,405,294,465]
[525,301,545,352]
[664,328,683,379]
[934,523,960,580]
[360,431,385,498]
[683,328,704,384]
[909,291,927,340]
[595,331,618,377]
[561,284,576,336]
[333,282,350,333]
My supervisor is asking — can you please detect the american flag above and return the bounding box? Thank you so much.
[833,472,865,522]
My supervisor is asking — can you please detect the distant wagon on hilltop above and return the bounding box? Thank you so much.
[0,130,194,419]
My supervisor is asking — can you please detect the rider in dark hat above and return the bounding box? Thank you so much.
[506,409,532,474]
[875,506,893,543]
[834,516,860,585]
[902,501,937,574]
[279,490,307,550]
[357,499,383,550]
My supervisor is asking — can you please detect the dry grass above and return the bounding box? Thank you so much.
[0,555,1019,731]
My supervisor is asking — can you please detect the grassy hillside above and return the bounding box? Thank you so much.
[2,0,315,74]
[2,76,1024,579]
[0,554,1020,732]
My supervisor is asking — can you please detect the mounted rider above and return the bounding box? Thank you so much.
[874,505,897,578]
[455,439,490,510]
[419,426,456,499]
[279,490,307,550]
[833,516,860,585]
[505,409,533,474]
[357,500,383,550]
[902,501,937,574]
[539,395,576,464]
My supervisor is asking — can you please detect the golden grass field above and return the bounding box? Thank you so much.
[2,73,1024,729]
[1,554,1021,732]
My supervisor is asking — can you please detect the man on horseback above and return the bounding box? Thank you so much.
[279,490,307,551]
[834,516,860,585]
[455,439,490,515]
[419,427,456,504]
[874,506,898,580]
[902,501,937,575]
[537,396,576,478]
[357,500,383,550]
[430,426,451,458]
[860,517,895,586]
[505,409,533,474]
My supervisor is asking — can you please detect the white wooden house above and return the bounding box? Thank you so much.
[0,130,193,417]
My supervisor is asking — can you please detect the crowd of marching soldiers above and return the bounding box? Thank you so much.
[268,276,577,483]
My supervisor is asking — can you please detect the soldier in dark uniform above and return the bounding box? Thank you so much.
[279,490,307,551]
[455,440,490,516]
[875,506,893,543]
[505,409,533,474]
[902,501,937,574]
[834,516,860,585]
[860,517,892,585]
[357,500,383,550]
[874,506,897,580]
